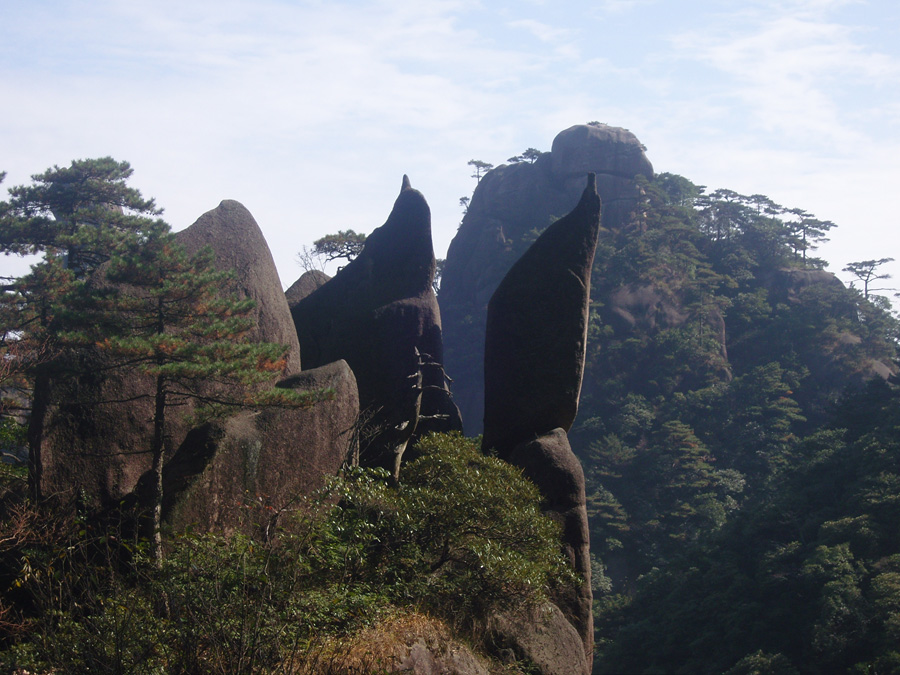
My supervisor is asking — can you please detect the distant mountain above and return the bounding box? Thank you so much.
[439,123,900,672]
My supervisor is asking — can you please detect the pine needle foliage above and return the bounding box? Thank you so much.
[62,220,315,564]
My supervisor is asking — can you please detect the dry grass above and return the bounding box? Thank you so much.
[288,610,511,674]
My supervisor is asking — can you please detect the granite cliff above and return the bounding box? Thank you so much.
[441,123,653,434]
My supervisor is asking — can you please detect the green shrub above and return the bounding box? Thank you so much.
[322,432,576,624]
[1,432,572,673]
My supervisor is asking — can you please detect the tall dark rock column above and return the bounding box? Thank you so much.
[441,123,652,436]
[290,177,461,479]
[482,174,602,670]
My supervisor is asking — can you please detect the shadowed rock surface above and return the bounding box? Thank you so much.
[37,350,158,506]
[398,642,490,675]
[748,267,896,408]
[481,175,600,669]
[285,269,331,308]
[441,124,652,435]
[291,177,461,477]
[603,283,729,372]
[763,267,851,308]
[489,602,589,675]
[551,123,652,181]
[482,174,602,457]
[508,430,593,663]
[177,199,301,374]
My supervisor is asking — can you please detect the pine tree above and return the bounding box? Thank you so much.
[69,221,316,564]
[843,258,895,300]
[0,158,165,497]
[0,157,161,277]
[311,229,366,264]
[2,160,318,560]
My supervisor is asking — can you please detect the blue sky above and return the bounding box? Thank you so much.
[2,0,899,294]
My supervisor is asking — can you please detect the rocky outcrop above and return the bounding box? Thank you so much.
[162,360,359,532]
[762,268,852,310]
[37,350,157,506]
[285,270,331,307]
[551,123,653,183]
[398,642,490,675]
[750,268,896,405]
[606,284,689,333]
[441,124,652,434]
[603,283,728,369]
[291,177,461,478]
[508,430,593,659]
[481,176,601,670]
[178,199,302,375]
[482,175,602,456]
[489,603,589,675]
[37,201,358,533]
[317,612,491,674]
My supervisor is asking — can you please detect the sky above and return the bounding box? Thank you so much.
[1,0,899,295]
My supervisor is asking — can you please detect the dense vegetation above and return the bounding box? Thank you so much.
[451,153,900,670]
[0,160,575,672]
[0,432,572,673]
[557,172,899,672]
[4,152,900,672]
[595,380,900,673]
[0,159,314,567]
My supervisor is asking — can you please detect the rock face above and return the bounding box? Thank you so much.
[603,283,729,370]
[551,123,653,183]
[441,124,652,435]
[398,642,490,675]
[162,360,359,532]
[489,603,589,675]
[177,199,302,375]
[36,351,157,506]
[37,201,358,532]
[750,267,896,407]
[291,177,461,477]
[481,176,601,670]
[508,430,593,662]
[482,175,602,456]
[323,612,492,674]
[285,270,331,307]
[763,268,852,309]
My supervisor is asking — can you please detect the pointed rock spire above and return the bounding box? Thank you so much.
[482,174,602,457]
[177,199,302,375]
[291,178,461,477]
[480,175,601,667]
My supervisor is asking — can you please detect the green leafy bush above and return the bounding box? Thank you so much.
[1,432,572,673]
[323,432,576,623]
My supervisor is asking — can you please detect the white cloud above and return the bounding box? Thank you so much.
[671,6,900,150]
[3,0,900,288]
[1,0,569,282]
[509,18,571,43]
[591,0,656,14]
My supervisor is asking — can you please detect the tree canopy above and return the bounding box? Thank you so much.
[467,159,493,183]
[445,158,900,671]
[507,147,542,164]
[312,229,366,263]
[843,257,895,299]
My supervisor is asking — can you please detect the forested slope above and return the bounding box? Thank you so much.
[574,173,900,672]
[442,151,900,672]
